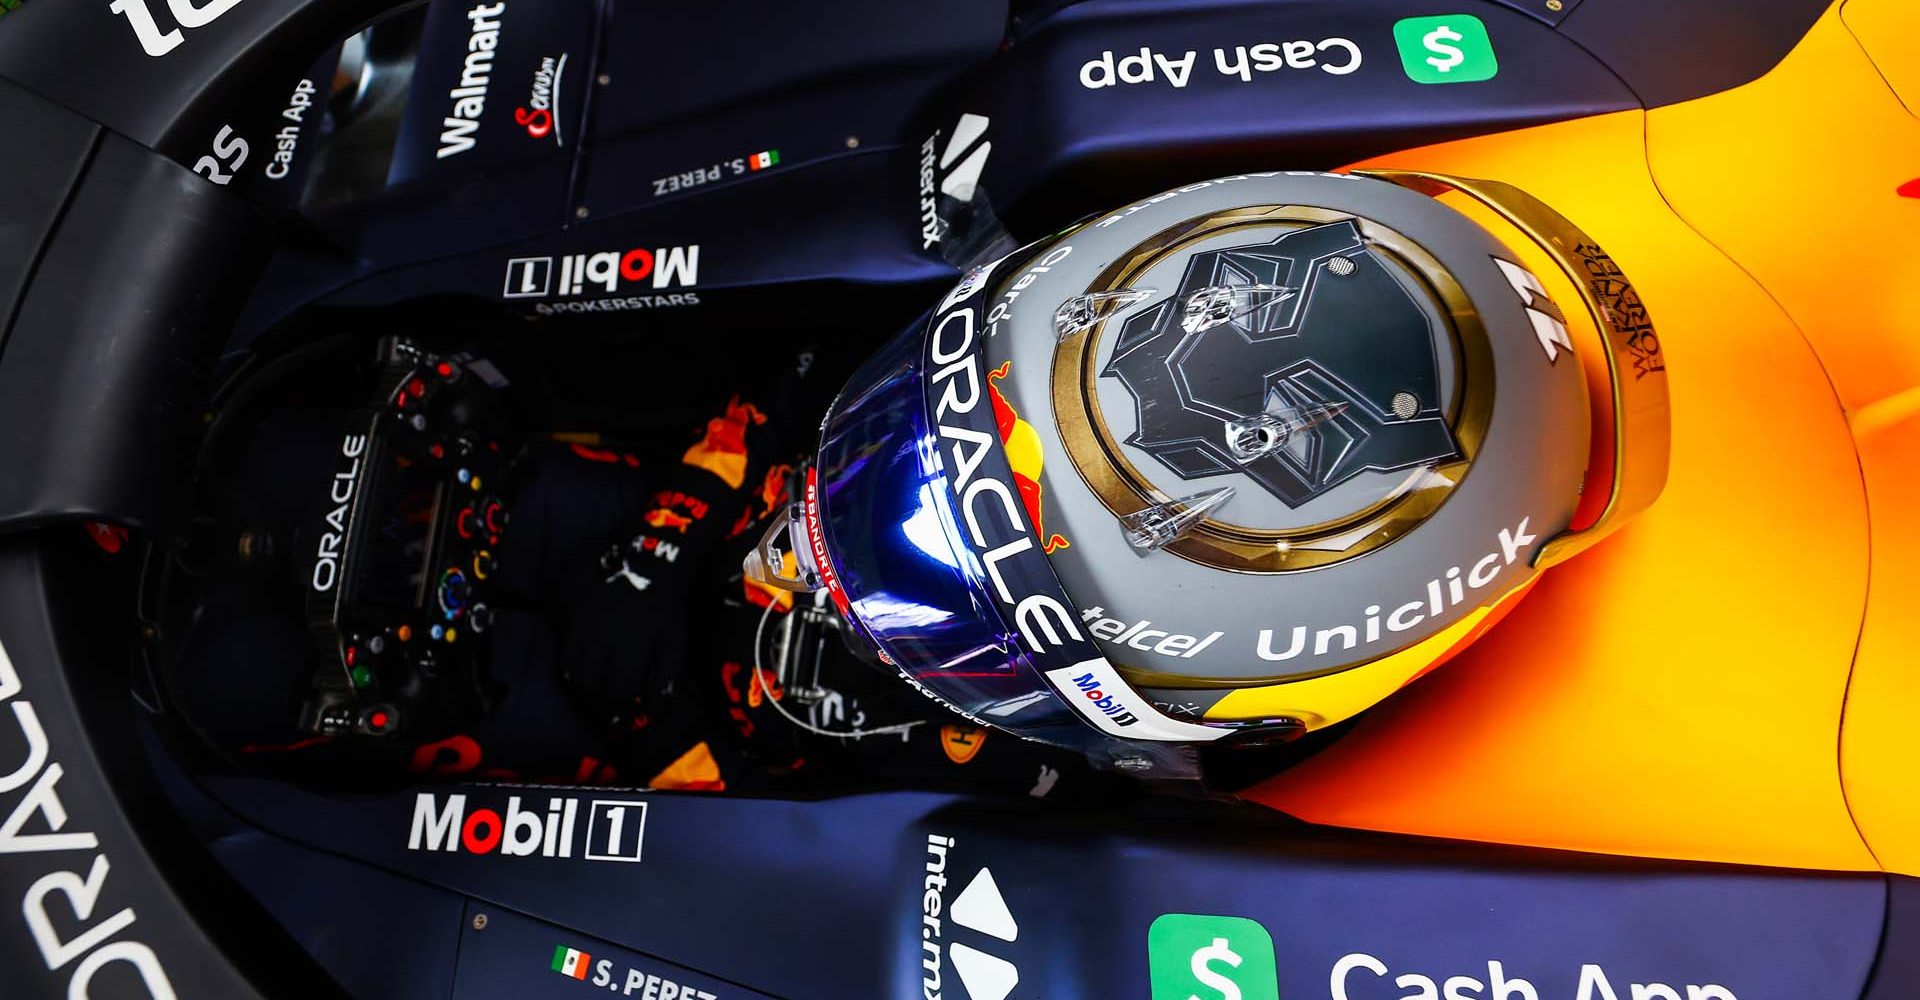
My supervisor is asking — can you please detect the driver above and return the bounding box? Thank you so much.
[745,170,1669,776]
[552,347,1105,798]
[229,171,1665,794]
[356,341,1094,798]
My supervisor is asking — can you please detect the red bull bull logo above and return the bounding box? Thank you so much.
[681,396,766,489]
[986,362,1069,553]
[642,508,695,533]
[759,463,794,517]
[642,489,708,534]
[733,461,795,538]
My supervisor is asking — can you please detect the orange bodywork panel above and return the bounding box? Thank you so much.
[1251,2,1920,874]
[1827,0,1920,877]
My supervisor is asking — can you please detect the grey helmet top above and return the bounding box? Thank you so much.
[768,168,1666,749]
[974,170,1619,728]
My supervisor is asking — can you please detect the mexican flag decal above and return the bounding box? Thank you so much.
[748,149,780,171]
[551,945,592,980]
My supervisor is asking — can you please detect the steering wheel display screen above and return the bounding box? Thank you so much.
[350,453,443,613]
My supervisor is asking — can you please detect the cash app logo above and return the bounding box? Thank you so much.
[1393,14,1500,84]
[1148,913,1280,1000]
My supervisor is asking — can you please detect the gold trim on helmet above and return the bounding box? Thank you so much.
[1355,169,1671,570]
[1084,173,1671,729]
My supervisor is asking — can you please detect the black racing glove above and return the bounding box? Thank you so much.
[563,397,770,747]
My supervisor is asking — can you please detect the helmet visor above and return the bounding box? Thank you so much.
[805,254,1237,763]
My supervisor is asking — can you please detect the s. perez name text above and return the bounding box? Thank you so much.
[585,960,717,1000]
[1257,518,1537,662]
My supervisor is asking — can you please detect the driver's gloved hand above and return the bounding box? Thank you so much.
[559,346,848,781]
[560,396,770,741]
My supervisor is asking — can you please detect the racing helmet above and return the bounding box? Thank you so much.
[748,170,1669,767]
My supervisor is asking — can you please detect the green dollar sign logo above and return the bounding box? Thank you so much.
[1393,14,1500,84]
[1423,25,1466,73]
[1148,915,1278,1000]
[1190,937,1244,1000]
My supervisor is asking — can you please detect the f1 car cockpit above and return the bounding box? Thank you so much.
[0,1,1916,999]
